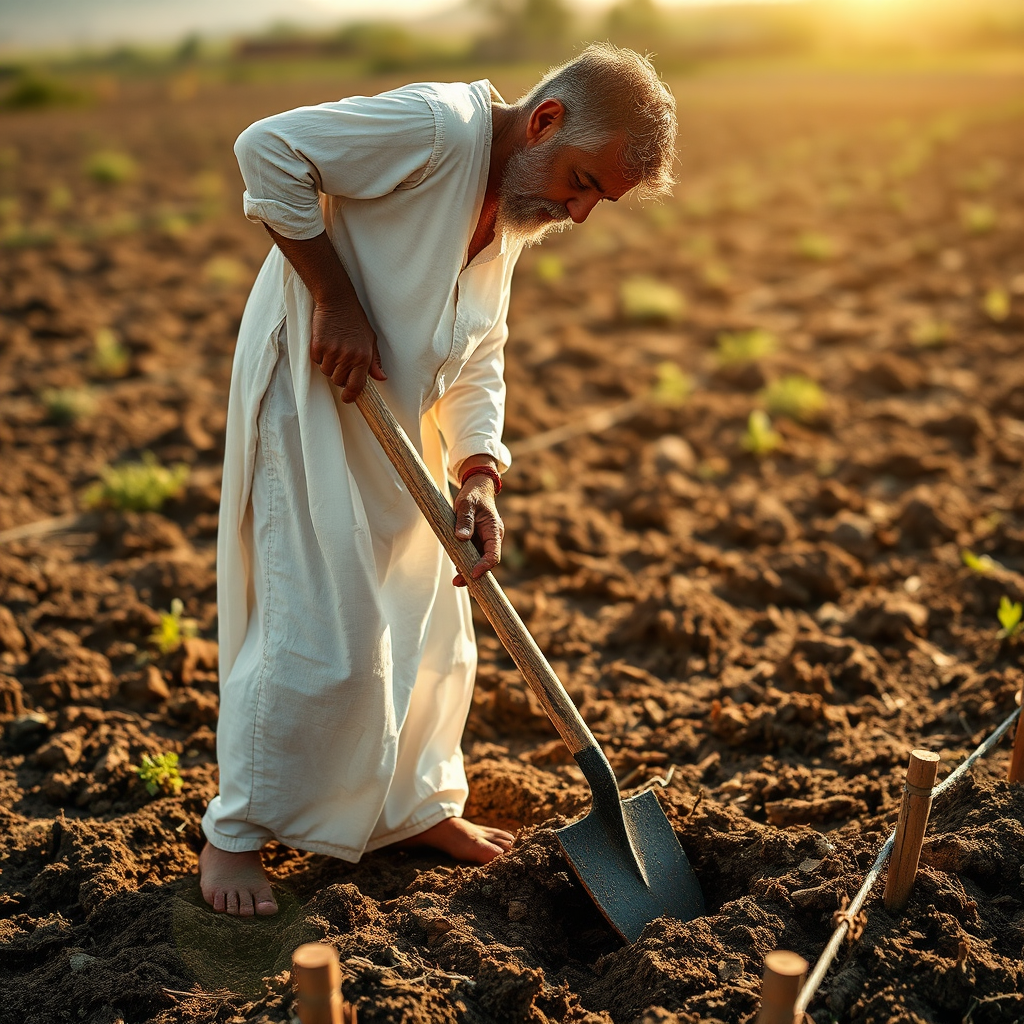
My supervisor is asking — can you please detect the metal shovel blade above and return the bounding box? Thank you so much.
[556,748,705,943]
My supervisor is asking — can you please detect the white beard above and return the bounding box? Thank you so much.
[496,140,574,248]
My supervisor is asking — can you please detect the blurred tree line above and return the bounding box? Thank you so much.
[241,0,1024,73]
[2,0,1022,108]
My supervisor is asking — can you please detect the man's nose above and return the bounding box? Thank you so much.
[568,193,601,223]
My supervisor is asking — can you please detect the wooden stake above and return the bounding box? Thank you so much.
[292,943,356,1024]
[757,950,808,1024]
[1008,681,1024,784]
[883,749,940,914]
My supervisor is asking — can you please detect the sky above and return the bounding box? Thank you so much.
[0,0,795,53]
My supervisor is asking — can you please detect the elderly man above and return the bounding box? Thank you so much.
[199,43,677,916]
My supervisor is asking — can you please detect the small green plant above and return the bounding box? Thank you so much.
[795,232,836,261]
[1,73,84,110]
[84,150,137,185]
[997,596,1023,640]
[961,549,999,575]
[716,328,777,367]
[134,751,184,797]
[41,387,98,425]
[83,452,189,512]
[534,253,564,284]
[149,597,199,655]
[619,276,686,323]
[742,409,782,457]
[91,327,130,377]
[650,361,693,407]
[47,184,73,212]
[760,375,826,423]
[959,159,1003,194]
[700,261,730,289]
[960,202,996,234]
[982,288,1010,323]
[909,319,952,348]
[203,255,247,286]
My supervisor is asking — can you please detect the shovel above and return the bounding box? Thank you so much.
[356,381,705,942]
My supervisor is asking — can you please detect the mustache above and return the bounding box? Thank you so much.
[538,199,570,222]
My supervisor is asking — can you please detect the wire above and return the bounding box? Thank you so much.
[792,703,1022,1016]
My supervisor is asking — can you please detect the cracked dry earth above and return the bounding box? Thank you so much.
[2,63,1024,1024]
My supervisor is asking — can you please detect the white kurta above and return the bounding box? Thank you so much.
[201,80,521,861]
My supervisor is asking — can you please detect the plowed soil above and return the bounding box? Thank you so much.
[2,63,1024,1024]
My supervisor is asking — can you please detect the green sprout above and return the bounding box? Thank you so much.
[84,150,137,185]
[650,361,693,407]
[700,261,730,289]
[760,375,826,423]
[82,452,189,512]
[961,549,999,575]
[960,203,996,235]
[619,276,686,324]
[959,159,1004,194]
[91,327,130,377]
[203,255,247,286]
[41,387,98,425]
[47,184,73,212]
[997,596,1023,640]
[742,409,782,457]
[134,752,183,797]
[149,598,199,655]
[716,328,777,367]
[982,288,1010,323]
[909,319,952,348]
[795,232,836,261]
[534,253,564,284]
[1,73,84,110]
[0,196,20,223]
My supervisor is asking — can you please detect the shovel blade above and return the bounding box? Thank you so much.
[556,788,705,943]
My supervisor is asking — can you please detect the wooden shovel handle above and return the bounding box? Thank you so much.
[356,380,596,756]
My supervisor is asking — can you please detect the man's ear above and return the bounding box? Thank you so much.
[525,98,565,147]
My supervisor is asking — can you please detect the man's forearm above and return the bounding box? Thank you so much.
[266,226,368,320]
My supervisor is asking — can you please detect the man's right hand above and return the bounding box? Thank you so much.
[310,305,387,404]
[263,226,389,403]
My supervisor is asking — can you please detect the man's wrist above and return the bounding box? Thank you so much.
[460,464,502,494]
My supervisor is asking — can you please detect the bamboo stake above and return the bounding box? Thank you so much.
[1008,680,1024,784]
[757,950,808,1024]
[292,943,356,1024]
[883,749,940,914]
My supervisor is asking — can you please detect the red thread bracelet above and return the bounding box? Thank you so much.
[460,465,502,494]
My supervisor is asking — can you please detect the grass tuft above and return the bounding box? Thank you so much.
[619,276,686,324]
[760,375,826,423]
[41,387,98,425]
[134,752,183,797]
[716,328,777,367]
[83,452,189,513]
[742,409,782,457]
[84,150,137,185]
[149,598,199,655]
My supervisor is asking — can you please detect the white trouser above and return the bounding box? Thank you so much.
[202,329,475,860]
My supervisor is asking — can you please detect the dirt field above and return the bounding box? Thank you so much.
[2,61,1024,1024]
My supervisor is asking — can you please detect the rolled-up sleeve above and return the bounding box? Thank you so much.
[436,292,514,483]
[234,90,440,240]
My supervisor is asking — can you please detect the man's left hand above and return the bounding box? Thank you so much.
[452,472,503,587]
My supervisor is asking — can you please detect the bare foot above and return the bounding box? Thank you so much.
[395,817,514,864]
[199,842,278,916]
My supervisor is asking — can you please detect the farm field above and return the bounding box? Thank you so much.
[1,59,1024,1024]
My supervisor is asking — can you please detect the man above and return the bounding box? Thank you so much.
[199,43,677,916]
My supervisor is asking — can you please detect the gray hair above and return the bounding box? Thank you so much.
[512,42,677,201]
